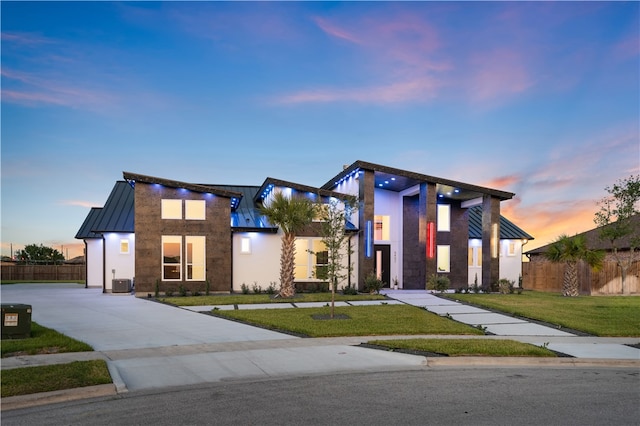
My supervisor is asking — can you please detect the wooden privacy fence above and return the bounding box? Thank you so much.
[0,265,86,281]
[523,260,639,295]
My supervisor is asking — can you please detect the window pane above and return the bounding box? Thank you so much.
[437,245,450,272]
[161,200,182,219]
[162,236,181,280]
[185,200,206,220]
[120,239,129,254]
[186,236,205,280]
[437,205,450,232]
[374,215,390,240]
[294,239,308,279]
[240,237,251,254]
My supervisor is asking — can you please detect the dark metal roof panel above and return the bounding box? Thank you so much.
[91,181,135,233]
[211,185,278,232]
[75,207,104,239]
[468,206,534,240]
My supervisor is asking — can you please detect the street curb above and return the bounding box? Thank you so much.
[1,384,117,412]
[424,357,640,368]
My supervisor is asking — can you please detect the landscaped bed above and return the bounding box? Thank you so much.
[368,338,557,357]
[441,291,640,337]
[215,304,484,337]
[160,292,386,306]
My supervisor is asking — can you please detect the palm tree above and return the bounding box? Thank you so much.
[544,234,605,297]
[260,191,316,298]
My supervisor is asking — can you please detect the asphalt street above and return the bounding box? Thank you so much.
[3,368,639,426]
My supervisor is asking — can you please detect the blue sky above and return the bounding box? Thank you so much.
[2,1,638,259]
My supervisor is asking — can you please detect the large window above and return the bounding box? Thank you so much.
[437,245,450,272]
[437,205,450,232]
[162,236,182,280]
[186,236,205,280]
[294,238,328,280]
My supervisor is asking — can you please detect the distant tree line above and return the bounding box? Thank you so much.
[14,244,65,265]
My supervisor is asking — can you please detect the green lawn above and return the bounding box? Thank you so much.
[216,304,484,337]
[369,338,557,357]
[161,292,386,306]
[1,361,112,397]
[442,291,640,337]
[2,322,93,357]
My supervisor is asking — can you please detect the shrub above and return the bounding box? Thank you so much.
[342,285,358,295]
[252,282,262,294]
[364,272,385,294]
[498,279,514,294]
[427,274,450,293]
[165,288,174,297]
[154,279,160,298]
[241,283,250,294]
[178,284,187,297]
[205,279,211,296]
[266,282,277,295]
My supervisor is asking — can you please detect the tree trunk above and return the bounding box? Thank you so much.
[620,263,628,295]
[278,233,296,298]
[563,261,579,297]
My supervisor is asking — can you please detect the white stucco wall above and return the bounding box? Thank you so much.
[103,232,135,292]
[467,238,524,286]
[232,232,281,292]
[85,239,104,288]
[373,188,403,287]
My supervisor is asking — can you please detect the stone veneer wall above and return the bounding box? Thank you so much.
[134,182,232,296]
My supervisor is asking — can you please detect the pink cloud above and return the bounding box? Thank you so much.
[1,68,117,109]
[466,49,534,103]
[61,200,100,209]
[314,17,361,44]
[277,76,440,105]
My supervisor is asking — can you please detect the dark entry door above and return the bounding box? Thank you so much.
[374,244,391,288]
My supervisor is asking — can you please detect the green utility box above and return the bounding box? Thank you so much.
[1,303,32,339]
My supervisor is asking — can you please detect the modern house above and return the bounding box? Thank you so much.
[75,160,532,296]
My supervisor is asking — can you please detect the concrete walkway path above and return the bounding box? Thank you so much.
[380,289,640,360]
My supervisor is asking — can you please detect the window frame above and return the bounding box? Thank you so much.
[185,236,206,281]
[185,200,206,220]
[161,199,183,220]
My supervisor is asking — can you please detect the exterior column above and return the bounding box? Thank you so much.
[481,195,500,289]
[357,170,375,291]
[419,182,437,288]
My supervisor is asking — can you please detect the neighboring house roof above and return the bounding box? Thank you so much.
[467,206,534,240]
[88,181,135,234]
[525,214,639,255]
[123,171,243,210]
[75,207,104,239]
[322,160,515,202]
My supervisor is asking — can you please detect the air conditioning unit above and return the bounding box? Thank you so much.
[112,279,131,293]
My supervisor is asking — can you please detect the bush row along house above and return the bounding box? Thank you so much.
[75,160,533,297]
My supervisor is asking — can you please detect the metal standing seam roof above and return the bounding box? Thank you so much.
[209,184,277,232]
[88,181,135,234]
[467,206,534,240]
[74,207,104,239]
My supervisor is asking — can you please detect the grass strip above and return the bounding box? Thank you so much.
[1,281,85,285]
[442,292,640,337]
[2,322,93,358]
[369,338,557,357]
[1,360,112,397]
[162,293,386,306]
[216,304,484,337]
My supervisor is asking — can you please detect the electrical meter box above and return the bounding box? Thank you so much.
[1,303,32,339]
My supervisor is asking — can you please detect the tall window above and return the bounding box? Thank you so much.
[437,245,450,272]
[374,215,390,240]
[294,238,328,280]
[437,205,450,232]
[468,246,482,267]
[162,236,182,280]
[162,200,182,219]
[186,236,205,280]
[120,239,130,254]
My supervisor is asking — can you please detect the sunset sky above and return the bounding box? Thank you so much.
[2,1,638,260]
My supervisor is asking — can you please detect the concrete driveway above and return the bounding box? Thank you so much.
[1,284,426,392]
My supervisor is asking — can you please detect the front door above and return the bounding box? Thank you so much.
[374,244,391,288]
